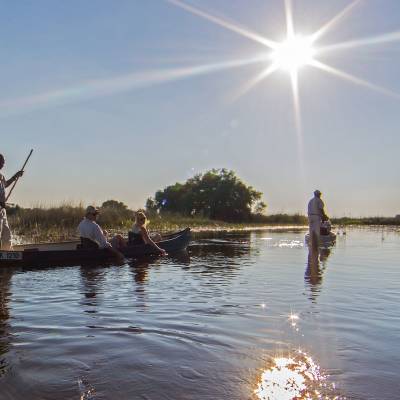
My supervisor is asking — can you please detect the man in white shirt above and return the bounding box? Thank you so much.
[78,205,124,261]
[307,190,328,245]
[78,206,112,249]
[0,154,24,250]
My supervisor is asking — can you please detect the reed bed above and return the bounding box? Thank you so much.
[6,204,400,244]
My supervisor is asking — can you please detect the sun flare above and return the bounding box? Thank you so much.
[272,35,316,72]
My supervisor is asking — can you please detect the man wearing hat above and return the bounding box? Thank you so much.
[307,190,328,245]
[78,206,111,249]
[0,153,24,250]
[78,205,124,262]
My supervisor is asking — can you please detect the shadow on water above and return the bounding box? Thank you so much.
[129,250,191,293]
[188,231,256,281]
[129,256,158,287]
[0,269,12,376]
[79,265,108,312]
[304,246,332,302]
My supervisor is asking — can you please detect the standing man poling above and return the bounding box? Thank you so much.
[307,190,328,246]
[0,154,24,250]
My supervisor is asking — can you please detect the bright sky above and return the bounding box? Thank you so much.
[1,0,400,217]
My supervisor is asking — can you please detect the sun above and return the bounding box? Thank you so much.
[272,35,316,72]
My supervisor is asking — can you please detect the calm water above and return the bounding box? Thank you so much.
[0,228,399,399]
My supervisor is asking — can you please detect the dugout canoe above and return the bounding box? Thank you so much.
[0,228,191,268]
[305,231,336,246]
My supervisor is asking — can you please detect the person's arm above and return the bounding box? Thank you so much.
[0,194,5,209]
[141,227,167,256]
[319,200,329,221]
[0,190,5,209]
[93,223,124,261]
[5,171,24,188]
[93,223,111,249]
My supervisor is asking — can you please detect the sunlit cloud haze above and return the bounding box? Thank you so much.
[1,0,400,216]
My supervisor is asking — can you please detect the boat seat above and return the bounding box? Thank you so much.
[77,237,99,250]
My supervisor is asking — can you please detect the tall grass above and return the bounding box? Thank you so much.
[331,216,400,226]
[8,204,134,243]
[6,203,400,243]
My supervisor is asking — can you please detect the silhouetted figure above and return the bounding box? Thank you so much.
[307,190,329,247]
[0,154,24,250]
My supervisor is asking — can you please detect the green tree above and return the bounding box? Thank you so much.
[99,200,134,226]
[147,169,266,222]
[101,200,128,211]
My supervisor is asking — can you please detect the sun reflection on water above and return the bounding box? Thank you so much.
[289,313,299,329]
[255,350,345,400]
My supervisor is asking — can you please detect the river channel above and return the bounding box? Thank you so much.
[0,228,399,399]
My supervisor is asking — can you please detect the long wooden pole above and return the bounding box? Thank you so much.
[5,149,33,202]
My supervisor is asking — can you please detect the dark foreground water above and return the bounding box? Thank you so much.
[0,228,399,399]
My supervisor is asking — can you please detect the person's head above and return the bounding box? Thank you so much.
[314,190,322,198]
[85,205,100,220]
[0,154,4,170]
[135,211,147,227]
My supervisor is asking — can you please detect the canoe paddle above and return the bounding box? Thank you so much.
[6,149,34,202]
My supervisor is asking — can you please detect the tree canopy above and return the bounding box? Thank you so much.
[100,200,134,226]
[146,169,266,222]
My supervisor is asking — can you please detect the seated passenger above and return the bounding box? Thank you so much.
[130,211,166,256]
[78,206,124,260]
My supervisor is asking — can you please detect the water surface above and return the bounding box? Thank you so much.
[0,228,399,399]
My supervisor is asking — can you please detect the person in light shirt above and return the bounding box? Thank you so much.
[78,205,124,260]
[0,153,24,250]
[307,190,328,245]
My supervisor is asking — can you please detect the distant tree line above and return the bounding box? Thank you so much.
[146,168,267,222]
[5,166,400,240]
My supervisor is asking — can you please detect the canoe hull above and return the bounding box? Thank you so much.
[0,228,191,268]
[305,232,336,246]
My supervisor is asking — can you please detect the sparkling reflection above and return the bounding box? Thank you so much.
[255,350,345,400]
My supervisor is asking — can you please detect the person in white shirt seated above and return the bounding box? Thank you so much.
[78,206,125,259]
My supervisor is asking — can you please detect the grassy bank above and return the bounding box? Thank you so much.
[331,216,400,226]
[5,204,400,243]
[7,205,309,243]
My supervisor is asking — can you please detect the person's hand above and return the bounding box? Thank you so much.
[15,171,24,179]
[159,248,167,256]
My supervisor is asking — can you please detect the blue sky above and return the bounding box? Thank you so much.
[1,0,400,216]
